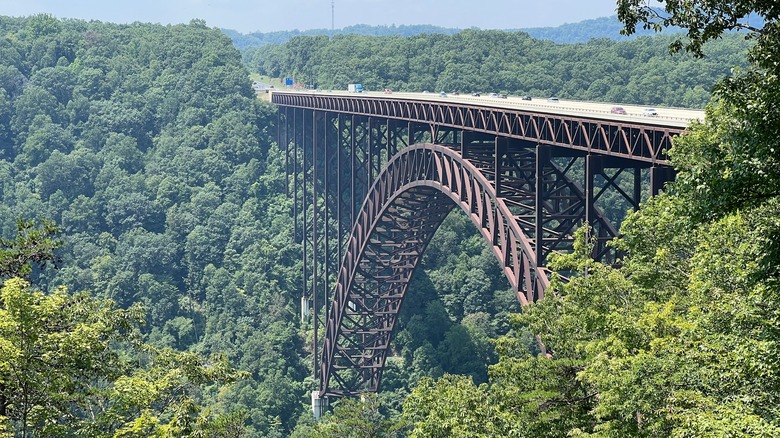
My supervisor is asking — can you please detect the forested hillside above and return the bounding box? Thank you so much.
[225,15,669,50]
[2,6,776,436]
[0,14,308,436]
[522,15,666,43]
[225,24,461,50]
[245,30,750,107]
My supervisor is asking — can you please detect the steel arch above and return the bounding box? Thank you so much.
[320,143,549,397]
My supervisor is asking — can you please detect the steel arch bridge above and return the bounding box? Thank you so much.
[272,91,693,410]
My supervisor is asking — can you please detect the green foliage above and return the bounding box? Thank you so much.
[248,29,750,107]
[617,0,772,56]
[0,15,307,435]
[0,277,248,437]
[305,394,404,438]
[403,375,503,438]
[0,218,61,280]
[0,221,247,437]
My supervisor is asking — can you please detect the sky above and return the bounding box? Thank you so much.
[0,0,620,34]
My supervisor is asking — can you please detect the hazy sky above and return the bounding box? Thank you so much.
[1,0,620,33]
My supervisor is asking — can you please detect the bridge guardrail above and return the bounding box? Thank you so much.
[274,89,703,126]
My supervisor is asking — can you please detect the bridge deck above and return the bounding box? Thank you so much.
[271,90,701,165]
[272,89,704,128]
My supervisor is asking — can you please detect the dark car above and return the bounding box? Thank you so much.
[521,95,532,101]
[498,93,507,99]
[471,92,481,97]
[548,97,560,102]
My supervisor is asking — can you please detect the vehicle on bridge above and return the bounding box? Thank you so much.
[521,95,532,100]
[348,83,363,93]
[610,106,627,114]
[643,108,659,116]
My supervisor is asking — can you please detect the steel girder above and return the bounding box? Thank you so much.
[272,92,686,164]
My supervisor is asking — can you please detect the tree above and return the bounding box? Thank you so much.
[0,17,303,434]
[617,0,778,56]
[402,374,503,438]
[0,218,61,280]
[618,0,780,280]
[0,220,247,436]
[308,394,403,438]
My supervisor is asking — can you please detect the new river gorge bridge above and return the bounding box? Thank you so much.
[271,90,703,415]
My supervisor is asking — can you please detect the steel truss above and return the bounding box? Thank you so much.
[277,105,676,401]
[273,92,687,164]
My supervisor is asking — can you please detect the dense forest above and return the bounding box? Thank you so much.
[0,15,304,436]
[2,0,779,435]
[244,30,750,108]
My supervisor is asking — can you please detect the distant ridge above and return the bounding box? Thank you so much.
[521,15,669,44]
[223,15,678,50]
[224,24,462,50]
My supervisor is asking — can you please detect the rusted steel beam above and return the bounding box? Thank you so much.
[272,92,683,165]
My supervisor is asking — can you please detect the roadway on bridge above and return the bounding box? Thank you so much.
[273,89,705,129]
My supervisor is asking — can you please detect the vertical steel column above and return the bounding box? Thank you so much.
[293,108,299,244]
[586,154,605,255]
[351,115,356,228]
[312,110,319,382]
[651,166,675,196]
[323,112,332,336]
[368,117,374,184]
[585,154,595,237]
[281,108,287,196]
[494,137,506,196]
[337,113,343,270]
[302,109,309,330]
[460,131,470,159]
[494,137,506,246]
[634,167,642,210]
[535,144,549,268]
[285,108,291,197]
[386,119,394,156]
